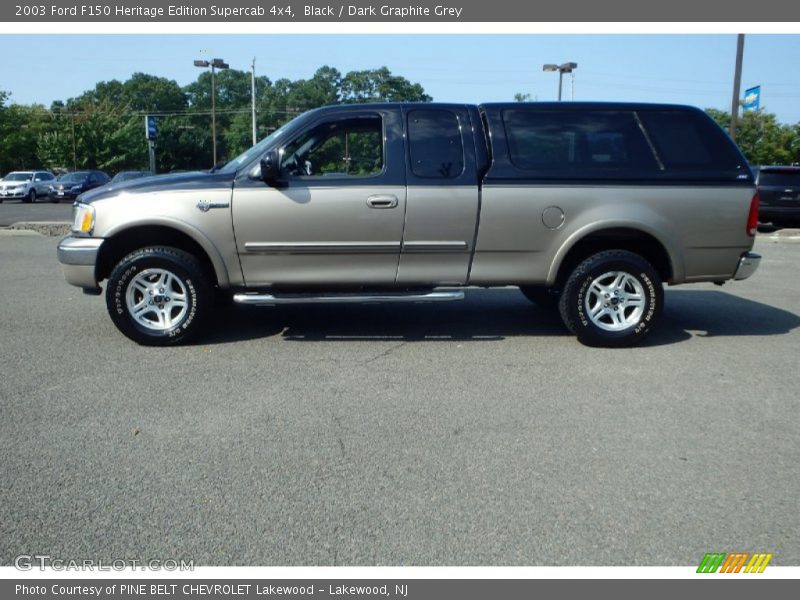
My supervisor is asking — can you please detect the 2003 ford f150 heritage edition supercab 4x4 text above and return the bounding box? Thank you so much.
[57,102,761,347]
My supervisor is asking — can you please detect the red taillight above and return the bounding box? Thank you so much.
[747,192,759,237]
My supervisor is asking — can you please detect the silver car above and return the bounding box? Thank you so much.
[0,170,56,203]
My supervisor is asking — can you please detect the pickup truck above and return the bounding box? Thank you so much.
[57,102,761,347]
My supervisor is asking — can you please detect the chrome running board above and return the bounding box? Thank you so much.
[232,290,465,306]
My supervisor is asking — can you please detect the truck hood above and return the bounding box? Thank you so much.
[78,170,236,204]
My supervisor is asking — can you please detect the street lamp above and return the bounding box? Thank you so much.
[194,57,229,166]
[543,62,578,101]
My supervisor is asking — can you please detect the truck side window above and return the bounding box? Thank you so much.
[502,110,659,176]
[280,115,384,178]
[408,109,464,179]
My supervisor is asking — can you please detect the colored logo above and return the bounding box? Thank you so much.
[743,86,761,112]
[697,552,772,573]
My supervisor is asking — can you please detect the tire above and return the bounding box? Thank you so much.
[558,250,663,348]
[25,190,36,203]
[519,285,560,309]
[105,246,213,346]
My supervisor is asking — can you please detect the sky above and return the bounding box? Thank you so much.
[1,34,799,123]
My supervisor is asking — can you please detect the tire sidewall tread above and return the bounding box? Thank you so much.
[105,246,211,346]
[558,249,663,348]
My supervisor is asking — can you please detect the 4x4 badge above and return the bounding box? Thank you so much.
[196,200,229,212]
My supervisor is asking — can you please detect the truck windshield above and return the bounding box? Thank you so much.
[219,110,314,174]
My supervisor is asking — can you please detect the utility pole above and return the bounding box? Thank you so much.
[251,57,257,146]
[211,62,217,165]
[730,34,745,141]
[70,112,77,170]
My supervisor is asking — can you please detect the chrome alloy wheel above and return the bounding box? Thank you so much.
[125,268,189,331]
[584,270,646,332]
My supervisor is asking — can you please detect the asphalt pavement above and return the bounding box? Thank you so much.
[0,233,798,566]
[0,199,73,226]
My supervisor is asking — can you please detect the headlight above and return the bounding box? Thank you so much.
[48,185,54,192]
[72,203,95,235]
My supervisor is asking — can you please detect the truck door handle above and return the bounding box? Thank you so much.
[366,195,398,209]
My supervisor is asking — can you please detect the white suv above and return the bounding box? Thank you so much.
[0,170,56,203]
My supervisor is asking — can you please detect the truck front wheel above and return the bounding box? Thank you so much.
[558,250,663,348]
[105,246,212,346]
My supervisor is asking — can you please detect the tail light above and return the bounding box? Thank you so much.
[747,192,759,237]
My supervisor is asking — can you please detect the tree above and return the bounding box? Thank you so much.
[0,66,433,173]
[706,108,799,165]
[340,67,431,103]
[514,93,533,102]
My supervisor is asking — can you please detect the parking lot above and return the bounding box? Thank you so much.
[0,199,73,226]
[0,231,798,566]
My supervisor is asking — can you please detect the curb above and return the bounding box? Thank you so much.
[760,228,800,243]
[5,221,71,237]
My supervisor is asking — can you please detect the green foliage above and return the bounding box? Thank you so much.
[4,66,427,174]
[705,108,799,165]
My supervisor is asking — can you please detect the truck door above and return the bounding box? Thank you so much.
[397,106,481,285]
[231,108,406,286]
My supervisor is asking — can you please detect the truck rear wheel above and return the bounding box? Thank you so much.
[558,250,662,347]
[105,246,212,346]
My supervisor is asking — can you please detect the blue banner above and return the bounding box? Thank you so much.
[743,86,761,111]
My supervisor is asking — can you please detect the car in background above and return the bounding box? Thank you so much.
[0,170,56,203]
[48,170,110,203]
[111,170,152,184]
[754,165,800,226]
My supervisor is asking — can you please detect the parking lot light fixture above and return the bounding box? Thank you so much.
[194,57,229,166]
[543,62,578,101]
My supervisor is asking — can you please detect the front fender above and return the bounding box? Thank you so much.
[101,216,232,288]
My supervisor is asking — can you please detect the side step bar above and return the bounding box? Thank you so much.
[233,290,465,306]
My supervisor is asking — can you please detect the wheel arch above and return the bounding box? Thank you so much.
[95,220,230,288]
[547,222,683,287]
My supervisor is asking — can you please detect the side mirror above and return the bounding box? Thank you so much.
[260,150,281,185]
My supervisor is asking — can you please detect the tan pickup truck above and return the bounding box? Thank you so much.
[57,102,760,347]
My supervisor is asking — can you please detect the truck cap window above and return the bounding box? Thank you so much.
[280,115,384,178]
[637,110,748,173]
[502,110,659,177]
[408,109,465,179]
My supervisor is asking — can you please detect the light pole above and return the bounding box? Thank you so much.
[543,62,578,101]
[194,57,229,166]
[730,34,745,141]
[251,57,257,146]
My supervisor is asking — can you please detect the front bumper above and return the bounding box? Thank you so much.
[49,191,78,201]
[57,236,103,290]
[733,251,761,281]
[0,189,27,199]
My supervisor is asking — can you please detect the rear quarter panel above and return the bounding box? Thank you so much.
[470,183,755,285]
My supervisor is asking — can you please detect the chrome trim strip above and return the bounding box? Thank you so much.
[402,241,468,253]
[233,290,465,305]
[244,241,401,254]
[57,236,103,266]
